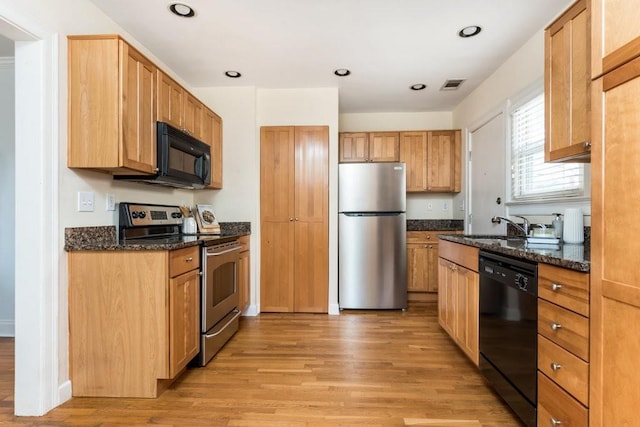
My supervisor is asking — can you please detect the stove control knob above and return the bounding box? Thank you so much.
[139,211,146,219]
[131,211,139,218]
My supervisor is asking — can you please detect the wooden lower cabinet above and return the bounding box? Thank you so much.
[68,246,201,398]
[407,231,440,295]
[537,263,590,426]
[237,235,250,313]
[437,240,479,365]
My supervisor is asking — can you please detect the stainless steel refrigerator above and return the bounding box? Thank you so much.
[338,162,407,309]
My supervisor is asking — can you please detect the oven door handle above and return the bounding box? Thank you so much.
[206,245,242,256]
[204,309,241,338]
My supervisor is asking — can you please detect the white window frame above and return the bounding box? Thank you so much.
[506,81,590,211]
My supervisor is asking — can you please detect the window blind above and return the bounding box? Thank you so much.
[511,93,584,200]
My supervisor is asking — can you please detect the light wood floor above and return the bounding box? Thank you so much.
[0,303,521,426]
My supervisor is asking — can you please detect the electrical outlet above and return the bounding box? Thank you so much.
[459,200,465,211]
[427,202,433,211]
[442,202,449,211]
[106,193,116,211]
[77,191,94,212]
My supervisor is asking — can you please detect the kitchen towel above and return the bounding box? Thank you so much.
[563,208,584,244]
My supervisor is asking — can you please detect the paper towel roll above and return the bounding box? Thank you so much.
[563,208,584,244]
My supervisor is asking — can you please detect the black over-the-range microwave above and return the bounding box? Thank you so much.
[115,121,211,189]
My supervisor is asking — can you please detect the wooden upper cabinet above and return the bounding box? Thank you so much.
[338,132,399,162]
[183,92,204,138]
[400,132,427,191]
[368,132,400,162]
[400,130,461,193]
[68,35,157,174]
[201,108,223,189]
[156,70,184,130]
[591,0,640,78]
[545,0,591,162]
[339,132,368,162]
[426,130,460,192]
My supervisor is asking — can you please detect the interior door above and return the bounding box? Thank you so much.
[469,112,506,234]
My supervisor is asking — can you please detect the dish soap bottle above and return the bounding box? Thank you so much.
[552,213,563,239]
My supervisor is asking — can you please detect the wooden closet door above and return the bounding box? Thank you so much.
[293,126,329,313]
[590,65,640,426]
[260,127,295,312]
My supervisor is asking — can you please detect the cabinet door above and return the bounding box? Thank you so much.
[454,265,479,366]
[169,268,200,378]
[202,108,223,189]
[260,127,296,312]
[590,67,640,426]
[369,132,400,162]
[545,0,591,162]
[156,70,183,129]
[438,257,456,336]
[407,243,438,292]
[339,132,368,162]
[426,131,460,192]
[183,93,204,138]
[238,249,250,313]
[591,0,640,77]
[293,126,329,313]
[400,131,427,191]
[120,42,156,174]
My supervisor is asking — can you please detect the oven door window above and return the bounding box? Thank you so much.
[204,254,238,332]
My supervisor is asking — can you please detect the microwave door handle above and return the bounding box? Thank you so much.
[202,153,210,182]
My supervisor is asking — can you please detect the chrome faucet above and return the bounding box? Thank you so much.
[491,215,530,237]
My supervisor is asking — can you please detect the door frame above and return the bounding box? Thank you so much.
[0,14,62,415]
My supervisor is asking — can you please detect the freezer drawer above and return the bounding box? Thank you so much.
[339,213,407,309]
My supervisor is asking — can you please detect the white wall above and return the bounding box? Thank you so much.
[0,58,14,337]
[193,86,259,315]
[339,111,458,219]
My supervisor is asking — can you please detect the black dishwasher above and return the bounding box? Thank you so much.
[478,251,537,427]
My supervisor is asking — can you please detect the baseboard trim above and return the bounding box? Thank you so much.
[57,380,72,405]
[0,320,15,337]
[328,303,340,315]
[243,304,259,317]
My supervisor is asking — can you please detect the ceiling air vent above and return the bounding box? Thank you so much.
[440,79,466,91]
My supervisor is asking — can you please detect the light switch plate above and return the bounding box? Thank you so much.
[106,193,116,211]
[77,191,94,212]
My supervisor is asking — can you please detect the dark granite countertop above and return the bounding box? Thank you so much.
[65,222,251,251]
[438,234,590,272]
[407,219,464,231]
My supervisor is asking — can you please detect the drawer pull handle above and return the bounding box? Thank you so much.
[551,362,562,371]
[550,417,563,426]
[551,283,563,291]
[185,257,193,262]
[550,323,562,331]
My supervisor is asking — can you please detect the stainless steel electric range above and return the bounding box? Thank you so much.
[119,202,242,367]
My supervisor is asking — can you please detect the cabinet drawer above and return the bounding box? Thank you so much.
[538,372,588,427]
[438,240,479,272]
[169,246,200,278]
[538,263,589,317]
[407,231,440,243]
[538,299,589,361]
[538,335,589,406]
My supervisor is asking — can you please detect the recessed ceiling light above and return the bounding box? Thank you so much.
[458,25,482,38]
[224,70,242,78]
[410,84,427,91]
[169,3,195,18]
[334,68,351,77]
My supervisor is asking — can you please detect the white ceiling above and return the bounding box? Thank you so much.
[89,1,572,113]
